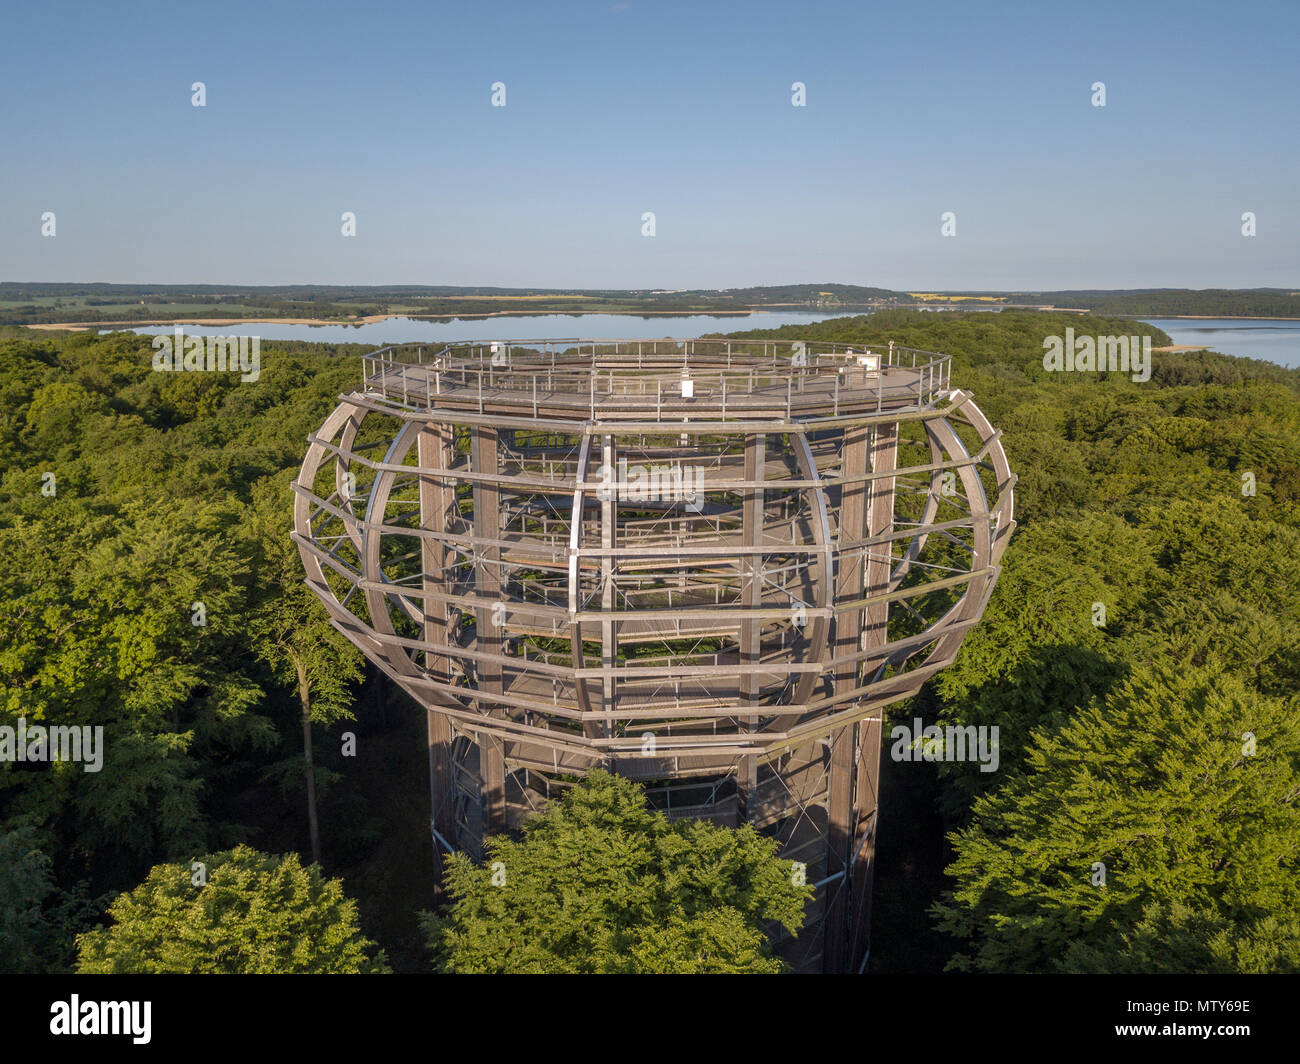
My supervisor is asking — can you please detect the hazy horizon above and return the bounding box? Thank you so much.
[3,0,1297,289]
[3,281,1297,295]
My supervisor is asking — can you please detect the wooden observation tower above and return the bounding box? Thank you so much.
[293,337,1014,972]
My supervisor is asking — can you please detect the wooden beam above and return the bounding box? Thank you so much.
[738,432,765,822]
[849,420,898,971]
[472,426,507,835]
[825,422,869,973]
[418,424,457,867]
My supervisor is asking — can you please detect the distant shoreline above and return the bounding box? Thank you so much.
[19,310,1300,333]
[1132,314,1300,322]
[22,308,784,331]
[25,314,396,331]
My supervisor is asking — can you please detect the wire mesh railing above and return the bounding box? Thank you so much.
[358,337,954,418]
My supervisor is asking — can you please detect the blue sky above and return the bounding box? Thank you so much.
[1,0,1296,289]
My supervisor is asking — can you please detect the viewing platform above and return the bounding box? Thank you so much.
[356,337,953,423]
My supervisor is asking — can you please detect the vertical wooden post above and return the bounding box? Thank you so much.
[737,432,765,824]
[599,434,616,746]
[848,420,898,970]
[825,423,869,972]
[418,423,456,872]
[472,426,507,835]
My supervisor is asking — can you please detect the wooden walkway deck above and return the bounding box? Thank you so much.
[365,359,938,422]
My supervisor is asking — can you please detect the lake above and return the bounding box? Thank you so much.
[1141,318,1300,369]
[106,311,1300,369]
[109,310,865,345]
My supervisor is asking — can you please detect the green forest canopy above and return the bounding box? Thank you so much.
[0,309,1296,972]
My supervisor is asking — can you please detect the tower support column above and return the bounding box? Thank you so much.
[418,423,457,873]
[824,423,869,972]
[472,426,506,836]
[848,421,898,970]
